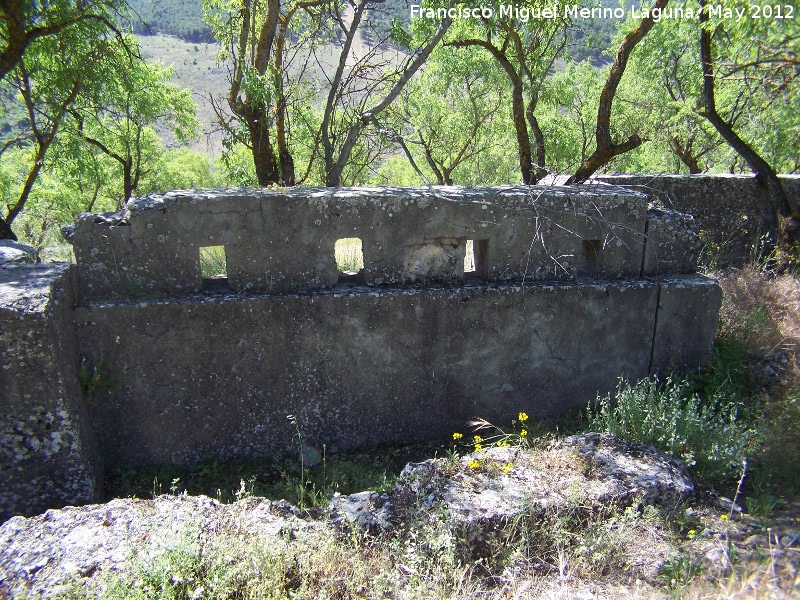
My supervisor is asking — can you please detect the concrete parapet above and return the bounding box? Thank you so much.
[71,186,652,299]
[643,208,701,275]
[650,275,722,374]
[0,265,102,520]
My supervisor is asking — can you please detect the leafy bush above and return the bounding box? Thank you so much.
[587,376,750,480]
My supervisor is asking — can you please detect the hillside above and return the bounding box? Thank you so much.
[126,0,213,42]
[136,34,229,156]
[127,0,619,65]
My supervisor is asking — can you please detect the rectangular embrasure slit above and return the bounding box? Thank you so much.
[199,245,229,290]
[465,239,488,279]
[335,237,364,283]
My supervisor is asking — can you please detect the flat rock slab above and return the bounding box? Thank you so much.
[0,434,693,597]
[0,240,39,264]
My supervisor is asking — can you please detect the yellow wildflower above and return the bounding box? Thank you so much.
[720,514,729,521]
[469,459,481,469]
[453,432,463,440]
[688,529,696,536]
[518,412,529,422]
[501,462,513,473]
[474,435,482,443]
[520,429,528,437]
[474,443,483,452]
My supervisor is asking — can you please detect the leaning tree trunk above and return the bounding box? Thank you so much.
[698,0,798,249]
[669,137,703,174]
[451,38,535,185]
[510,82,535,185]
[565,0,670,184]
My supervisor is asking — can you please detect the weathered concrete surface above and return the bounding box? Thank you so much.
[0,434,692,598]
[597,174,800,264]
[75,279,662,468]
[0,264,101,521]
[651,275,723,374]
[642,208,700,275]
[71,186,652,299]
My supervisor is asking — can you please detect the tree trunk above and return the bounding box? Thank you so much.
[323,4,452,187]
[669,137,703,174]
[0,0,28,81]
[4,149,44,234]
[452,38,534,185]
[526,104,546,181]
[0,215,17,240]
[566,0,669,184]
[122,157,133,206]
[421,137,445,185]
[274,23,295,186]
[698,0,798,248]
[511,82,535,185]
[242,103,280,185]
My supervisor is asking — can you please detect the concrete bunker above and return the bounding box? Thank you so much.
[1,184,722,521]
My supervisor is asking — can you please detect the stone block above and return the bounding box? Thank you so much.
[75,279,658,468]
[0,240,39,264]
[69,186,651,299]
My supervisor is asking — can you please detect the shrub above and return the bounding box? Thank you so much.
[587,376,751,481]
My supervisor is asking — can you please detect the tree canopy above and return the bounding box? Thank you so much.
[1,0,798,245]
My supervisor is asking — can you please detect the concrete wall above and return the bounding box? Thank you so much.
[597,174,800,265]
[73,276,718,468]
[2,184,721,519]
[0,265,102,521]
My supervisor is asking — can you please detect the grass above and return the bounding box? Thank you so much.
[198,245,227,278]
[104,441,445,508]
[334,237,364,273]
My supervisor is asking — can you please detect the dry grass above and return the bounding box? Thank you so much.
[714,266,800,360]
[334,237,364,273]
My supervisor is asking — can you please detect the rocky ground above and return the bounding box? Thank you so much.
[2,433,798,599]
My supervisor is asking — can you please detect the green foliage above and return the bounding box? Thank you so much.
[142,148,216,194]
[334,238,364,273]
[588,376,750,480]
[199,245,227,277]
[216,143,258,187]
[79,342,125,403]
[658,555,704,591]
[396,45,510,185]
[1,21,199,241]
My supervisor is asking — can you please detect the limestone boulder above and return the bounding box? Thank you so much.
[329,433,694,544]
